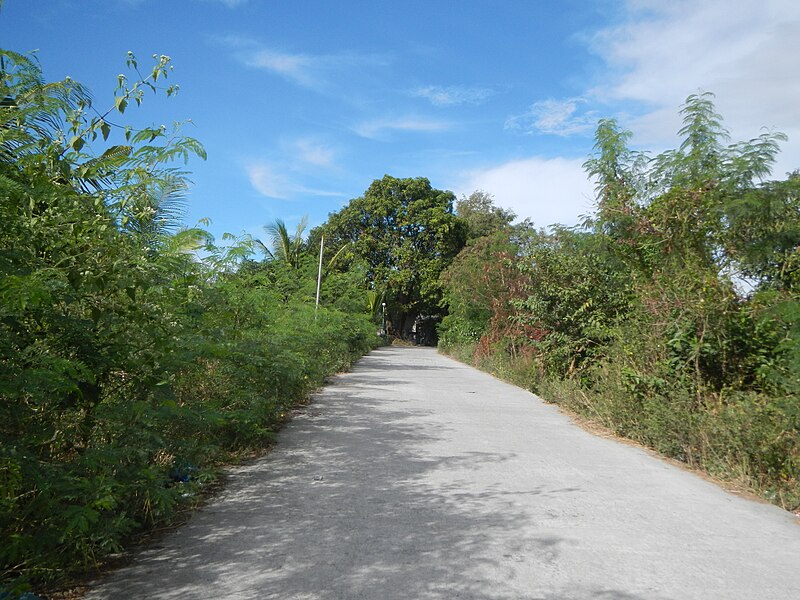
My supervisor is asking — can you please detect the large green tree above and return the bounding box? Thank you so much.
[316,175,466,339]
[456,190,515,241]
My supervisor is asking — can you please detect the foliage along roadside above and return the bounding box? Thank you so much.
[439,94,800,514]
[0,49,381,596]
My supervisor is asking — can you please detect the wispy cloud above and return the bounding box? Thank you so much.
[245,160,345,200]
[292,185,347,198]
[354,117,453,140]
[591,0,783,108]
[411,85,497,106]
[246,162,287,199]
[292,138,337,169]
[505,97,598,137]
[244,49,319,87]
[206,0,248,7]
[218,36,389,90]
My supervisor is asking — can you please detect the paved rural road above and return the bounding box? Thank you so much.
[86,346,800,600]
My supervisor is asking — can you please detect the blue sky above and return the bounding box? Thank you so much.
[2,0,799,242]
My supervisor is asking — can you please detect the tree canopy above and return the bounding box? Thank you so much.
[456,190,516,241]
[316,175,467,338]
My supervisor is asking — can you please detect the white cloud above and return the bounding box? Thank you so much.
[245,50,318,87]
[505,98,598,137]
[354,117,453,140]
[292,186,347,198]
[204,0,248,7]
[292,138,336,168]
[245,160,346,199]
[453,157,595,228]
[593,0,784,108]
[218,38,389,90]
[589,0,800,172]
[245,162,287,199]
[412,85,497,106]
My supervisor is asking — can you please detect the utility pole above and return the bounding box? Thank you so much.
[315,235,324,316]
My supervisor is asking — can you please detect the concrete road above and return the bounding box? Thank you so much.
[86,346,800,600]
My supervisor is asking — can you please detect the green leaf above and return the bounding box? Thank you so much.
[62,505,100,538]
[115,96,127,114]
[70,135,85,152]
[100,120,111,141]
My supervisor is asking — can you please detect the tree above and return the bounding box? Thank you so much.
[513,228,632,378]
[439,223,532,349]
[582,118,647,246]
[722,172,800,290]
[317,175,466,339]
[258,216,308,268]
[584,92,789,279]
[456,190,515,241]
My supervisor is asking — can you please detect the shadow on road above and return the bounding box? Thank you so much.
[88,347,655,600]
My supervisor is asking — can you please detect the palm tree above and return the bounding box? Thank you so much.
[257,216,308,268]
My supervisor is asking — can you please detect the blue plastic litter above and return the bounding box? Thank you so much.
[168,460,198,483]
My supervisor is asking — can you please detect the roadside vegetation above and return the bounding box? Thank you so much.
[439,93,800,514]
[0,49,380,596]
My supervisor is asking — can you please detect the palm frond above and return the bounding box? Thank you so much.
[253,238,275,260]
[264,219,291,263]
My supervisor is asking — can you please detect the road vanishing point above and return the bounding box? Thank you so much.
[86,346,800,600]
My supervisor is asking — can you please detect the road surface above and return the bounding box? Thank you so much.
[86,346,800,599]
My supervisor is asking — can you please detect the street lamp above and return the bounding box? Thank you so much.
[381,302,387,337]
